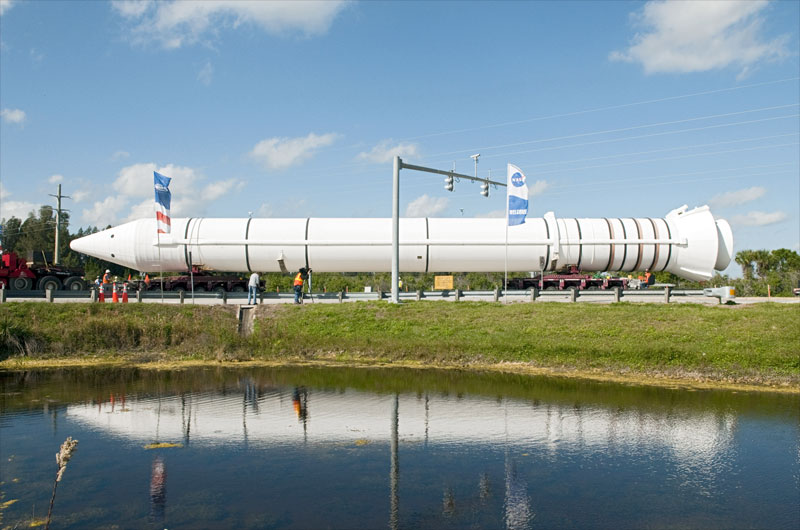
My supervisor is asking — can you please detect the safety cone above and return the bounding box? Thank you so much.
[98,285,105,303]
[112,283,119,303]
[122,283,129,303]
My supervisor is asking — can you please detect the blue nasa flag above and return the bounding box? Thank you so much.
[153,171,172,234]
[507,163,528,226]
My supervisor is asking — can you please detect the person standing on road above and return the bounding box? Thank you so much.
[294,267,309,304]
[248,271,260,305]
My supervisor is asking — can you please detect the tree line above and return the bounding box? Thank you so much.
[2,208,798,295]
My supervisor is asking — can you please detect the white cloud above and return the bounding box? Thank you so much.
[475,209,505,219]
[0,201,38,221]
[111,0,152,18]
[82,195,130,227]
[405,194,449,217]
[48,174,64,184]
[610,0,789,77]
[528,179,548,197]
[1,108,26,124]
[82,162,244,226]
[257,202,275,218]
[731,210,787,226]
[71,190,90,203]
[197,61,213,85]
[250,132,338,170]
[0,184,37,221]
[709,186,765,208]
[357,140,419,164]
[202,179,243,200]
[113,162,203,198]
[111,150,130,160]
[112,0,349,49]
[0,0,15,16]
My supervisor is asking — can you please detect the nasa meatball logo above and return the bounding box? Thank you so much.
[511,172,525,187]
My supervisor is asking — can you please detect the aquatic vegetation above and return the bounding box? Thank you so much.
[144,442,183,449]
[45,437,78,530]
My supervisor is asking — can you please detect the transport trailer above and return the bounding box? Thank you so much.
[0,251,86,291]
[507,267,630,291]
[133,272,252,293]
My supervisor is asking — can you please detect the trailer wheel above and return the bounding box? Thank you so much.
[173,286,186,293]
[212,286,226,294]
[38,276,63,291]
[193,285,206,292]
[64,277,87,291]
[12,277,32,290]
[232,285,245,292]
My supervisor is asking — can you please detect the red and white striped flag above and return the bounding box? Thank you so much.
[153,171,172,234]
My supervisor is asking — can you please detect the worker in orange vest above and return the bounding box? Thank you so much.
[638,268,655,289]
[103,269,112,284]
[293,267,309,304]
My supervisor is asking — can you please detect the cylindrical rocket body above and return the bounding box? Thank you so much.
[70,205,733,282]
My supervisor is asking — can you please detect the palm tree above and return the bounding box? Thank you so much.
[752,250,775,279]
[735,250,756,280]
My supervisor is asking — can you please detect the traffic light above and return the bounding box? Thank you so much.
[444,174,454,192]
[480,181,489,197]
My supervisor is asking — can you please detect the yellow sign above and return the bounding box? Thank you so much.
[434,275,454,290]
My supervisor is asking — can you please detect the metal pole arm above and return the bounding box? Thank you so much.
[399,161,506,187]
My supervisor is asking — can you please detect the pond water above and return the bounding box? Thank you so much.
[1,366,798,529]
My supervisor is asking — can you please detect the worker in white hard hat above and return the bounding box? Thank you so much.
[103,270,112,284]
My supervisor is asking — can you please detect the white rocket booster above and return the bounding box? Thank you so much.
[69,204,733,281]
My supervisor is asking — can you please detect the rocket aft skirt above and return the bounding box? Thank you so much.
[69,205,733,282]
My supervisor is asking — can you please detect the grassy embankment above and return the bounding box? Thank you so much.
[1,302,798,390]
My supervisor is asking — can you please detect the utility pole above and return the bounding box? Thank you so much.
[49,184,71,265]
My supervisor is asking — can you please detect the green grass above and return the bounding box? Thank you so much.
[1,301,798,386]
[253,302,800,383]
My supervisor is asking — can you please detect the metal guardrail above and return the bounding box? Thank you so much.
[0,287,718,304]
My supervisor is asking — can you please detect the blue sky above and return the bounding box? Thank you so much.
[1,0,798,275]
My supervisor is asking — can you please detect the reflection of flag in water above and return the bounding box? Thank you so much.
[506,164,528,226]
[153,172,172,234]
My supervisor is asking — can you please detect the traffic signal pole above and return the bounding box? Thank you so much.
[390,156,506,304]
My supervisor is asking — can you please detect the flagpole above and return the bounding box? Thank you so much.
[504,211,509,305]
[158,230,163,303]
[504,166,509,305]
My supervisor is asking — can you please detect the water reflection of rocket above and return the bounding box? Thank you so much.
[504,455,532,530]
[149,456,167,524]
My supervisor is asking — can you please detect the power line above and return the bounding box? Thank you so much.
[430,114,800,167]
[515,133,800,170]
[543,169,798,197]
[522,142,800,178]
[545,162,797,190]
[296,106,799,184]
[423,103,799,159]
[400,77,800,142]
[305,113,799,185]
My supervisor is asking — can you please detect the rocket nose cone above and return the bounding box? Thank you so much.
[70,231,106,258]
[70,226,140,269]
